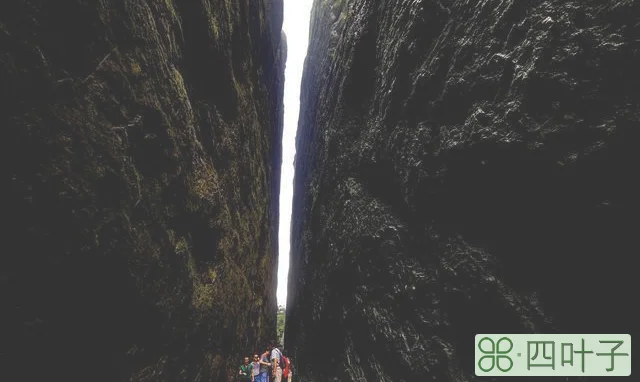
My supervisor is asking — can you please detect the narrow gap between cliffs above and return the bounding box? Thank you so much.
[276,0,313,345]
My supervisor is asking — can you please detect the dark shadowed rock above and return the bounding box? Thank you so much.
[1,0,284,381]
[287,1,639,381]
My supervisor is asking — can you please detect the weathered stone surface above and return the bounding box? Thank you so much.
[1,1,284,381]
[287,1,639,381]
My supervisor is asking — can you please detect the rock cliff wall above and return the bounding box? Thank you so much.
[287,1,639,381]
[1,1,284,381]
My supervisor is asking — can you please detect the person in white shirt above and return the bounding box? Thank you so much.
[270,343,284,382]
[251,354,261,382]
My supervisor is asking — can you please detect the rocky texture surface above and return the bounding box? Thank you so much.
[287,0,639,381]
[1,1,284,381]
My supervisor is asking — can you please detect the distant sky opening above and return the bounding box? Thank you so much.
[277,0,313,308]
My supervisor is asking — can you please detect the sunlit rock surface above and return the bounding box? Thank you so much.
[286,1,639,381]
[1,1,284,381]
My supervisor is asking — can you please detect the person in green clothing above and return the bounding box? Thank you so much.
[239,356,253,381]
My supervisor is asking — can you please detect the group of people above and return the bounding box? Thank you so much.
[239,343,292,382]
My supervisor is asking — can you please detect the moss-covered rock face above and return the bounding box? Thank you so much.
[1,1,284,381]
[287,0,639,381]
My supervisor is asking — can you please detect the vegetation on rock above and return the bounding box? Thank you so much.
[277,305,286,344]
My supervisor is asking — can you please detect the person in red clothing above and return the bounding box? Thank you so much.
[281,349,292,382]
